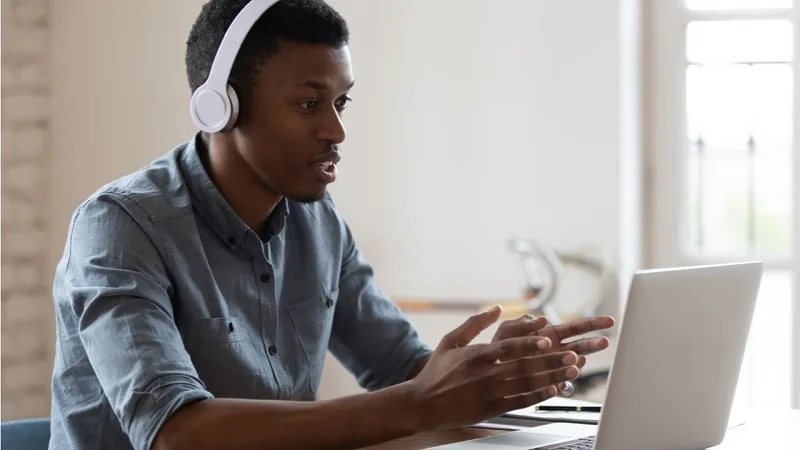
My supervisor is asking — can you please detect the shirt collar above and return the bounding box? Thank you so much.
[178,133,289,251]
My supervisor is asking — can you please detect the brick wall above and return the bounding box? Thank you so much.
[1,0,55,420]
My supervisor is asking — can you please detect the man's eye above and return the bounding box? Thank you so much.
[335,96,352,112]
[300,100,318,111]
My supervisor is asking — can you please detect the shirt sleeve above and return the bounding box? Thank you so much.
[328,220,433,391]
[56,191,213,450]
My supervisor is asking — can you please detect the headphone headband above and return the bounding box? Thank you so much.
[190,0,282,133]
[205,0,281,91]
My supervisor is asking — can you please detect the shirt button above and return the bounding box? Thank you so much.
[260,273,271,283]
[326,297,334,308]
[227,237,236,246]
[268,346,277,356]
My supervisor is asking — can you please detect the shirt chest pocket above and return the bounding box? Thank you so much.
[181,317,266,398]
[285,289,338,395]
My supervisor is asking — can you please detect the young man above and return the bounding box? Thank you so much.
[49,1,614,449]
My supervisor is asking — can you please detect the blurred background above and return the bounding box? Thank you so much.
[1,0,797,422]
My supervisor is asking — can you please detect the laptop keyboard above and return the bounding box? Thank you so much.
[537,436,595,449]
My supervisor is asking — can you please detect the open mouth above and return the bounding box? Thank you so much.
[316,161,336,173]
[313,160,338,184]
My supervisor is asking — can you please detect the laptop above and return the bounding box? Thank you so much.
[430,261,763,450]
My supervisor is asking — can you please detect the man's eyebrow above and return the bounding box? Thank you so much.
[295,79,355,91]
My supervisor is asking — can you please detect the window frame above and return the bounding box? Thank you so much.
[644,1,800,408]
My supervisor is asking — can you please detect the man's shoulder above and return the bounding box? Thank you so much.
[78,141,194,225]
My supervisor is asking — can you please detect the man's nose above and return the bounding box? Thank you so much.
[318,107,346,144]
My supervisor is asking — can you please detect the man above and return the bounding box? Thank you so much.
[49,1,614,449]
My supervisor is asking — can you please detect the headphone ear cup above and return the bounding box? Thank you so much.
[189,84,235,134]
[224,84,240,131]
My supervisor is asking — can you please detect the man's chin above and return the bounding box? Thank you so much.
[287,188,327,204]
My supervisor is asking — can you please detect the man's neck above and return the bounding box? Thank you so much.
[201,133,281,233]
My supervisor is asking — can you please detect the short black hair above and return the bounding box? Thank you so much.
[185,0,349,97]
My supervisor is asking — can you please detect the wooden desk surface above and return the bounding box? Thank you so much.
[364,410,800,449]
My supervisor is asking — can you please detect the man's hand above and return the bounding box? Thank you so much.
[491,313,616,393]
[404,306,581,431]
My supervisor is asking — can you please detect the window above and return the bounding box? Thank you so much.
[685,19,793,257]
[686,0,792,10]
[648,1,799,410]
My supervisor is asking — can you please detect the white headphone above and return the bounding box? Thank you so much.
[190,0,282,133]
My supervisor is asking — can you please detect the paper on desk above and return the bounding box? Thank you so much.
[472,421,527,431]
[502,396,602,425]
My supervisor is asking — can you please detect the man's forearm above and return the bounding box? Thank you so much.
[152,381,422,450]
[408,353,432,380]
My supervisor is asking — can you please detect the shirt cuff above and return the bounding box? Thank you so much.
[384,342,434,388]
[128,377,214,450]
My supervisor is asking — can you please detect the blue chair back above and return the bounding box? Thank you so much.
[1,418,50,450]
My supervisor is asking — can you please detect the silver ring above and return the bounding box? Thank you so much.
[560,381,575,397]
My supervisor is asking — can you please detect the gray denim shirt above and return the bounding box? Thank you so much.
[48,134,432,450]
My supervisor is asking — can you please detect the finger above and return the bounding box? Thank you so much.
[487,385,559,417]
[542,316,615,342]
[557,360,585,394]
[562,336,610,356]
[496,336,553,363]
[491,351,579,380]
[492,365,580,403]
[472,336,554,364]
[492,315,549,343]
[439,305,502,350]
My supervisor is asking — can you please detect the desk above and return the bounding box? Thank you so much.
[365,410,799,449]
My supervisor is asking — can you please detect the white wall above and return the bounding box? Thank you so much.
[50,0,641,400]
[50,1,203,259]
[325,0,641,301]
[2,0,56,420]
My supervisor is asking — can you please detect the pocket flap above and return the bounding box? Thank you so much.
[184,317,246,344]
